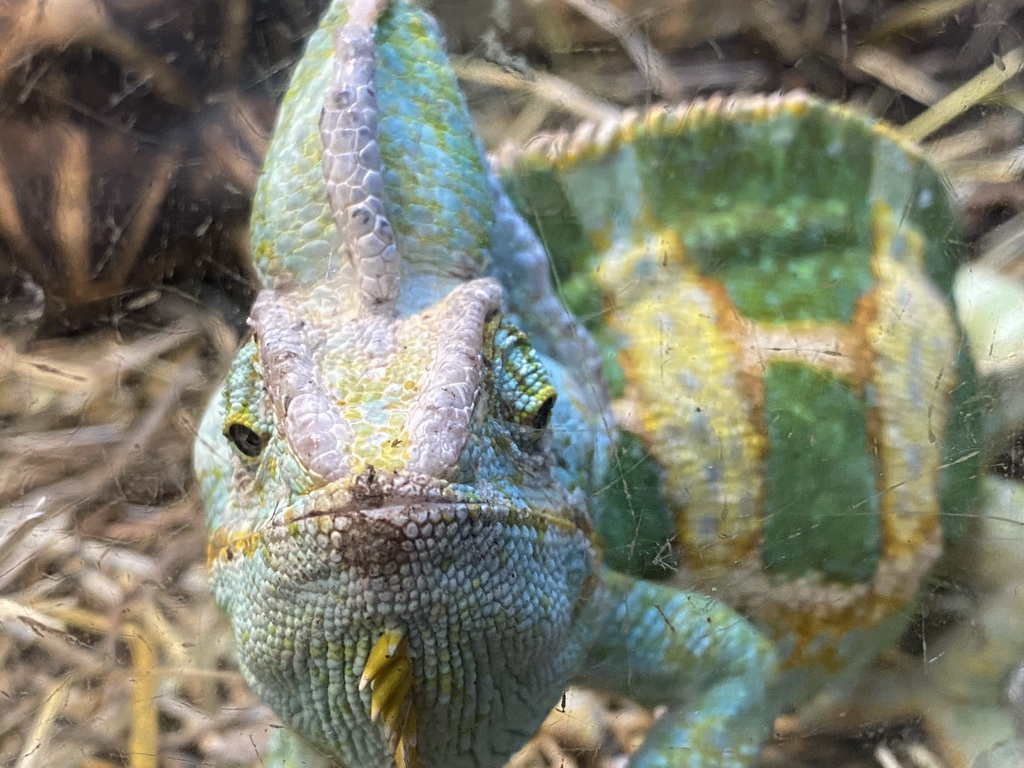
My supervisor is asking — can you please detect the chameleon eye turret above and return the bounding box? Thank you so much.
[226,422,266,458]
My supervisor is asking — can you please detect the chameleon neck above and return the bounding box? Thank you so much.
[250,0,494,310]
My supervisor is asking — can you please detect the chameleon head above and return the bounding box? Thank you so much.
[202,272,587,517]
[200,6,592,537]
[194,272,598,766]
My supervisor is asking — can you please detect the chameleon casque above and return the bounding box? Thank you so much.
[193,0,986,766]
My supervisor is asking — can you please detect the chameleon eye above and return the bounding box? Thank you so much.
[490,319,558,435]
[530,393,556,430]
[227,422,266,458]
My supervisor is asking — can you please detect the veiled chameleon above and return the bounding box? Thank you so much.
[194,1,1009,766]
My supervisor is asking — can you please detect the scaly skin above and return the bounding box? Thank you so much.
[194,1,777,767]
[496,96,983,714]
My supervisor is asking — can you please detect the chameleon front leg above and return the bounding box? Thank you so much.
[579,568,779,768]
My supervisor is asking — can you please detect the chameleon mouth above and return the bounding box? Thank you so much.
[258,499,522,579]
[281,465,558,527]
[207,498,501,571]
[271,470,587,546]
[282,491,583,541]
[285,472,490,525]
[285,496,500,526]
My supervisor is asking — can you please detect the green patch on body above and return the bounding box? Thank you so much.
[501,96,963,318]
[760,361,880,583]
[500,93,977,576]
[592,430,676,579]
[715,241,873,323]
[677,203,873,322]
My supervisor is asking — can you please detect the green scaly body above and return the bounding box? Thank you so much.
[497,97,983,703]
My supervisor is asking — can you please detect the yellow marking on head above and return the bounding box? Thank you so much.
[509,506,581,538]
[205,528,262,567]
[395,705,418,768]
[369,653,413,722]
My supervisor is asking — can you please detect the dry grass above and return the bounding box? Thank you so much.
[1,1,1023,767]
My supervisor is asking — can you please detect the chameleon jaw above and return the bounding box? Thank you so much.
[211,481,598,768]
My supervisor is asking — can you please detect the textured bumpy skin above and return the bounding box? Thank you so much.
[497,96,983,705]
[195,1,777,767]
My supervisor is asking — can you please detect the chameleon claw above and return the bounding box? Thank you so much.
[360,626,408,691]
[360,627,418,768]
[368,652,414,723]
[394,704,419,768]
